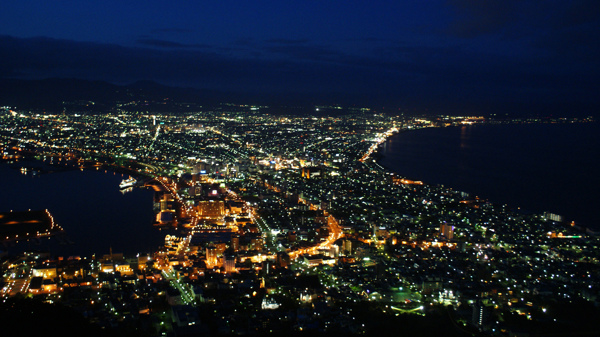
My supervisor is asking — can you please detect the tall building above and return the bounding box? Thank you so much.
[206,243,218,268]
[250,235,263,251]
[196,200,225,219]
[440,223,454,240]
[223,253,236,273]
[342,239,353,255]
[543,212,563,222]
[231,233,240,252]
[160,194,174,212]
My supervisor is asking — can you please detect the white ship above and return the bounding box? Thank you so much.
[120,187,133,195]
[119,177,136,189]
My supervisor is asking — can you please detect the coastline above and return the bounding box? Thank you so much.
[0,160,164,257]
[370,122,599,232]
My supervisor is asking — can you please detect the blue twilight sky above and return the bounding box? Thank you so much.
[0,0,598,114]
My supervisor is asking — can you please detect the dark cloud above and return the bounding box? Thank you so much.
[446,0,522,37]
[346,37,402,44]
[0,34,597,115]
[231,37,255,47]
[0,35,356,96]
[266,38,309,45]
[264,44,345,63]
[446,0,600,43]
[137,38,210,49]
[521,1,600,65]
[150,28,195,34]
[533,23,600,62]
[557,0,600,28]
[440,0,600,112]
[0,35,224,86]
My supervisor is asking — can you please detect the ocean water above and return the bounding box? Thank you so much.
[0,164,167,257]
[379,122,600,229]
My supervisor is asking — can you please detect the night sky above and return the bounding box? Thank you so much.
[1,1,599,114]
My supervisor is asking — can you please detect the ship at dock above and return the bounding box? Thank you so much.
[119,177,136,189]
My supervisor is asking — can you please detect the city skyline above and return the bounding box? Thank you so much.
[1,2,600,336]
[1,108,598,336]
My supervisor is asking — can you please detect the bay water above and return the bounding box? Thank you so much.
[379,122,599,230]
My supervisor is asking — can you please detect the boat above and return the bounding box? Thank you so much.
[120,187,133,194]
[119,177,137,189]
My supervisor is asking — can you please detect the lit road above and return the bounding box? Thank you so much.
[359,127,398,162]
[249,211,279,253]
[248,175,345,260]
[162,269,196,305]
[288,214,343,259]
[2,265,33,298]
[175,233,193,256]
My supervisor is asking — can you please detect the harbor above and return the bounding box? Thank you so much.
[0,162,164,257]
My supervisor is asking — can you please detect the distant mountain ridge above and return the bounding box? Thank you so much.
[0,78,224,112]
[0,77,384,114]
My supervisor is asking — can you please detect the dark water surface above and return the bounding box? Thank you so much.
[0,164,167,257]
[379,122,599,229]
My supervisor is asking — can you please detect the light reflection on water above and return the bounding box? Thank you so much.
[0,163,169,257]
[380,122,600,229]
